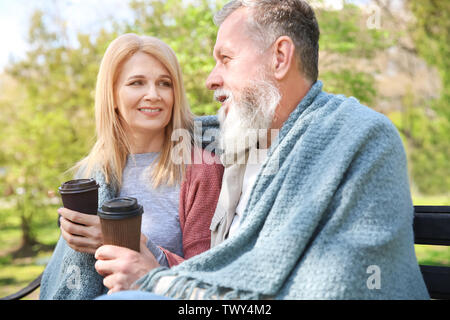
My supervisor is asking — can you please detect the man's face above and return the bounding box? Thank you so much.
[207,8,280,156]
[206,8,271,116]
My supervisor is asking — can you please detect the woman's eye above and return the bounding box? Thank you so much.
[159,80,172,87]
[128,80,143,86]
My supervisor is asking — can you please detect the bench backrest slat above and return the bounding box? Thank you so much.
[413,206,450,300]
[414,206,450,245]
[420,266,450,300]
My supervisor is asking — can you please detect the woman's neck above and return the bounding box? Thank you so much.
[128,130,166,154]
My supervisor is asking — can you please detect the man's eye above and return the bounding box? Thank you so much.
[222,56,231,63]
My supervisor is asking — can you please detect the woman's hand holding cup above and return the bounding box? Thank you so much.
[58,178,102,254]
[59,207,104,254]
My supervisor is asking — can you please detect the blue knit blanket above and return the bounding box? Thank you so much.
[136,81,430,299]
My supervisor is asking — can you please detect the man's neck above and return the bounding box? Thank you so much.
[271,78,312,130]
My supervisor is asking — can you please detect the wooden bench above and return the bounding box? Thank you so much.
[1,205,449,300]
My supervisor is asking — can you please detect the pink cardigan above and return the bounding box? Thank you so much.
[160,149,224,267]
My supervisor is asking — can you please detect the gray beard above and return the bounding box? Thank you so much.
[217,79,281,160]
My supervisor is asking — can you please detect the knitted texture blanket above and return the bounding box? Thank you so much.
[136,81,430,299]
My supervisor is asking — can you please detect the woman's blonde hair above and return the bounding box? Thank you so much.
[73,33,193,189]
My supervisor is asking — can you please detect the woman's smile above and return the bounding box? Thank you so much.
[138,107,163,116]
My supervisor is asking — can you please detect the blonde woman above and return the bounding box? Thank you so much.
[40,34,223,300]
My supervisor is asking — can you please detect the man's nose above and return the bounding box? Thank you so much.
[206,66,223,91]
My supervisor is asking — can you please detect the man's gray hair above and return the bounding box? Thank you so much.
[214,0,320,83]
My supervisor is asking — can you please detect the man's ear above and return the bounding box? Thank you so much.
[272,36,296,80]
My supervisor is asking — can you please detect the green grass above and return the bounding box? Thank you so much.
[415,245,450,266]
[0,204,59,299]
[0,253,49,300]
[412,194,450,206]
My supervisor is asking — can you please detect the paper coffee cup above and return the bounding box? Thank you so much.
[97,197,143,252]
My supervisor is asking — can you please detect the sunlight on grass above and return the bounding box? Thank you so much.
[0,260,46,299]
[415,245,450,267]
[412,194,450,206]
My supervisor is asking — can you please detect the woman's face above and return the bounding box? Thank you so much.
[115,51,174,139]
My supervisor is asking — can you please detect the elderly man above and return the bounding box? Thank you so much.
[96,0,429,299]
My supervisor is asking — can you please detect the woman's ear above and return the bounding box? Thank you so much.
[272,36,296,81]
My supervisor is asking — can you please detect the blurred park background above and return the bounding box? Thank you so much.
[0,0,448,299]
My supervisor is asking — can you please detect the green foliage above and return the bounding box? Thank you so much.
[404,102,450,194]
[320,69,377,105]
[411,1,450,87]
[319,3,390,58]
[1,10,118,245]
[406,0,450,194]
[316,3,391,106]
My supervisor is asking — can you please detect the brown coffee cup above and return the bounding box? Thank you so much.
[58,178,100,214]
[97,197,143,252]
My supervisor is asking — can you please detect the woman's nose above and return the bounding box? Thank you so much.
[144,85,161,101]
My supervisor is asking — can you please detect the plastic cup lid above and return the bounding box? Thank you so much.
[58,178,99,194]
[98,197,143,220]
